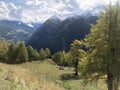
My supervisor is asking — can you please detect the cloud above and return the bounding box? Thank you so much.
[0,1,22,21]
[0,1,10,20]
[0,0,118,23]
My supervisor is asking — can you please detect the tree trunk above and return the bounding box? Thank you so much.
[74,59,78,76]
[107,73,113,90]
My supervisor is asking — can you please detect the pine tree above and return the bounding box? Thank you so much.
[16,42,29,63]
[52,51,65,65]
[7,42,16,63]
[45,48,51,58]
[34,49,40,60]
[39,48,46,60]
[80,2,120,90]
[70,40,86,76]
[0,40,8,62]
[27,46,35,61]
[64,52,74,66]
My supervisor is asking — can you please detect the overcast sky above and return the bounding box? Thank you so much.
[0,0,117,23]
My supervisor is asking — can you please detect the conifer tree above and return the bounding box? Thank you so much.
[27,46,35,61]
[34,49,40,60]
[16,42,29,63]
[39,48,46,60]
[0,40,8,62]
[7,42,16,63]
[80,2,120,90]
[45,48,51,58]
[64,52,74,66]
[71,40,85,76]
[52,51,65,66]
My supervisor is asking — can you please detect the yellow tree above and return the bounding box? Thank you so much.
[71,40,86,75]
[80,2,120,90]
[0,40,8,62]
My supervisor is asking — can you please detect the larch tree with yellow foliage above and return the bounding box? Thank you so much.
[80,2,120,90]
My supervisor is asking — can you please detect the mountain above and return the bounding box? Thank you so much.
[27,15,98,53]
[50,5,102,22]
[0,20,41,42]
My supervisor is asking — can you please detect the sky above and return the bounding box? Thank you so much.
[0,0,117,23]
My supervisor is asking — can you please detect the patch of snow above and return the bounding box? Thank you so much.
[27,23,34,27]
[18,22,21,25]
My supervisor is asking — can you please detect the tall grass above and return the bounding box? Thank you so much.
[0,60,108,90]
[0,63,63,90]
[19,60,107,90]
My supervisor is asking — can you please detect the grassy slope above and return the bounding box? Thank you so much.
[0,62,63,90]
[0,59,107,90]
[19,59,107,90]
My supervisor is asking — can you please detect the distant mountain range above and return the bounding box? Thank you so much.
[27,14,98,53]
[0,20,41,42]
[0,11,99,53]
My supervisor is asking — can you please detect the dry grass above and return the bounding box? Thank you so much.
[0,63,63,90]
[19,60,107,90]
[0,60,108,90]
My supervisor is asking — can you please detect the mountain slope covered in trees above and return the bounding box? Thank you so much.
[0,20,41,42]
[27,15,98,53]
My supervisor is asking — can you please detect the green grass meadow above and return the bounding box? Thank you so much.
[20,59,107,90]
[0,59,107,90]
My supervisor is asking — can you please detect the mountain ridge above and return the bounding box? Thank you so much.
[27,15,98,53]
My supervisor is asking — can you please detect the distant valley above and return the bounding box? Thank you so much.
[0,20,41,42]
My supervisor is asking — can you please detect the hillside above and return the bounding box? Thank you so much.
[27,15,98,53]
[0,20,41,42]
[0,62,63,90]
[0,60,107,90]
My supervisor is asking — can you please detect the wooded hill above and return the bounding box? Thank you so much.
[27,15,98,53]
